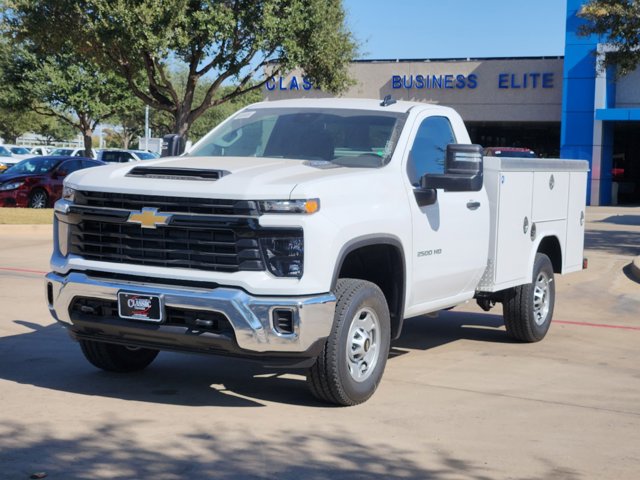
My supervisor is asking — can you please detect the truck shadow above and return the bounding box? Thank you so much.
[0,312,510,409]
[393,310,511,352]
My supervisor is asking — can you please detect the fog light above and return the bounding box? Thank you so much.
[272,308,295,335]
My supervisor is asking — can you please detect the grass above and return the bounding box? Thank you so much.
[0,208,54,224]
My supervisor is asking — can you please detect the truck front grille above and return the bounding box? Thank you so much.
[66,192,302,274]
[69,219,263,272]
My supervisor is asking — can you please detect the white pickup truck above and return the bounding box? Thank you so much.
[45,98,588,406]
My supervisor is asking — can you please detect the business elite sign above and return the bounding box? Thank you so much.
[266,72,555,91]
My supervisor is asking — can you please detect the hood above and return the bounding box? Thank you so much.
[0,172,36,184]
[65,155,374,199]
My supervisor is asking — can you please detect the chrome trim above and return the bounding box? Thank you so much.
[45,271,336,353]
[66,203,258,219]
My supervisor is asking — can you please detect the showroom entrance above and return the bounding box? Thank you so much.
[467,122,561,158]
[612,122,640,205]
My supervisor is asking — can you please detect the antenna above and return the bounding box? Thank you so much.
[380,95,396,107]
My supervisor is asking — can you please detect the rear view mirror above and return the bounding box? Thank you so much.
[421,144,483,192]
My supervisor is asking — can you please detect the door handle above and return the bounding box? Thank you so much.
[466,201,481,210]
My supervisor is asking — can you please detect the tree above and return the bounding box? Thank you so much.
[579,0,640,75]
[34,116,77,144]
[5,0,357,138]
[2,45,138,156]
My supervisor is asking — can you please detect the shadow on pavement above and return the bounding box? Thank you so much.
[0,310,509,409]
[595,214,640,226]
[394,310,511,351]
[584,229,640,256]
[0,419,538,480]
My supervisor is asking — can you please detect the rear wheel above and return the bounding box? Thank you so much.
[79,340,159,372]
[307,278,391,406]
[503,253,555,342]
[28,189,48,209]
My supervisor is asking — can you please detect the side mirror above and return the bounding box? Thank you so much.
[161,134,186,157]
[421,144,483,192]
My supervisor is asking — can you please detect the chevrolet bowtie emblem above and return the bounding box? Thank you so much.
[127,207,172,229]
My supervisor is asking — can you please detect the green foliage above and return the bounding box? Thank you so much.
[579,0,640,75]
[5,0,357,137]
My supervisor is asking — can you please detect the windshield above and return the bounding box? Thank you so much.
[51,148,73,156]
[190,107,406,167]
[0,146,11,157]
[135,151,157,160]
[10,147,30,155]
[4,157,59,175]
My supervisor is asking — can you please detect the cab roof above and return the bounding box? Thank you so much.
[249,98,454,114]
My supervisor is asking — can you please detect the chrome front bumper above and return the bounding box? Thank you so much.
[45,271,336,354]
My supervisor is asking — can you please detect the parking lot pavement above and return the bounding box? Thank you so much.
[0,208,639,480]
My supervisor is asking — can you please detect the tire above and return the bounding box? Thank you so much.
[503,253,555,342]
[307,278,391,406]
[28,189,48,209]
[79,340,159,372]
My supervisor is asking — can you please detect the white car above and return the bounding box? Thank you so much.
[29,146,50,156]
[1,145,33,161]
[49,147,97,159]
[98,149,159,163]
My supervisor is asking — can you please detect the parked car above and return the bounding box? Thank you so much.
[98,149,159,163]
[484,147,536,158]
[0,155,104,208]
[0,146,18,173]
[29,146,50,156]
[3,145,35,160]
[50,147,98,159]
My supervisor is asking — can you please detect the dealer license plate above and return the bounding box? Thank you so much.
[118,292,163,322]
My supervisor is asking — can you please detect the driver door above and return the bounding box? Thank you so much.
[405,114,489,310]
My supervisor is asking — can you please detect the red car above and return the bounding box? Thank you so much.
[0,156,105,208]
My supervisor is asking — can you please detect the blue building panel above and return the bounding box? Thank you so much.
[563,44,598,78]
[562,78,596,112]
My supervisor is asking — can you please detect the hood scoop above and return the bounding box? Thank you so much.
[126,166,230,181]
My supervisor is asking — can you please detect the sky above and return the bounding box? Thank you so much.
[343,0,568,60]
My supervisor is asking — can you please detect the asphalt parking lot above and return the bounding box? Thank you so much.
[0,207,639,480]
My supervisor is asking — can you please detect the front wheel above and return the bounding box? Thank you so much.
[28,189,48,209]
[503,253,555,342]
[79,340,159,372]
[307,278,391,406]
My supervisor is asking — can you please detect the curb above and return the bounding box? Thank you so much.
[631,257,640,283]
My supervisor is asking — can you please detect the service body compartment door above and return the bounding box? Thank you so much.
[532,171,569,222]
[495,171,534,286]
[564,171,587,272]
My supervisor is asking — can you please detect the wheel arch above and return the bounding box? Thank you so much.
[536,235,562,274]
[331,234,406,340]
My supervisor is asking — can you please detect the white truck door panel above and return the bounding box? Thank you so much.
[495,171,534,286]
[564,171,588,272]
[532,171,570,222]
[405,113,488,308]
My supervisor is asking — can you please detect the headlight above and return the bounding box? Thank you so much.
[260,236,304,278]
[62,186,76,202]
[0,181,24,191]
[258,199,320,214]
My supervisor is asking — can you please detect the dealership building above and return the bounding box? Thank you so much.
[264,0,639,206]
